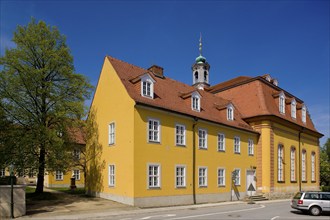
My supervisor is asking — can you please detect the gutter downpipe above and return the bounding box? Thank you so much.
[192,117,198,204]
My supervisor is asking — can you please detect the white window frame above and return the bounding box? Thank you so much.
[72,169,80,180]
[108,164,115,187]
[217,133,225,151]
[302,150,306,181]
[148,164,160,188]
[311,152,315,182]
[227,104,234,121]
[175,124,186,146]
[217,168,225,186]
[291,99,296,119]
[290,147,296,182]
[141,74,155,99]
[55,171,63,181]
[175,165,186,188]
[198,128,207,149]
[148,119,160,143]
[0,168,5,177]
[198,167,208,187]
[108,122,115,145]
[191,92,201,112]
[279,92,285,114]
[278,145,284,182]
[233,169,241,186]
[248,139,254,156]
[302,105,306,124]
[234,136,240,154]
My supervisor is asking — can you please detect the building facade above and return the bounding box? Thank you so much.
[87,46,322,206]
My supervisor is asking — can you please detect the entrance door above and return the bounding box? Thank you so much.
[246,170,256,196]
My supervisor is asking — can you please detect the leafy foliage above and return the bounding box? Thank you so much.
[320,138,330,187]
[0,18,93,193]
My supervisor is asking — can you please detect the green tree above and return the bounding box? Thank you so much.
[324,138,330,162]
[0,18,93,193]
[320,138,330,187]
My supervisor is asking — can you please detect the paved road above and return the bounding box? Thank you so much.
[94,200,330,220]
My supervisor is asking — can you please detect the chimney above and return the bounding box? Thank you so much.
[148,65,164,78]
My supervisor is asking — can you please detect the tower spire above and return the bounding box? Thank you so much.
[192,34,210,90]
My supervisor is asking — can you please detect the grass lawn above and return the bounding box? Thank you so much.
[26,186,59,201]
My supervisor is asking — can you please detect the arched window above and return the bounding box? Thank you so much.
[311,152,315,182]
[191,92,201,112]
[227,104,234,121]
[302,150,306,181]
[290,147,296,181]
[140,74,155,99]
[278,144,284,182]
[302,105,306,123]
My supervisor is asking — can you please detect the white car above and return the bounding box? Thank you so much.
[291,191,330,216]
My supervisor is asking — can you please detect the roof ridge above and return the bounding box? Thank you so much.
[107,55,147,72]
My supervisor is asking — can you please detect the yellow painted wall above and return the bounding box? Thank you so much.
[46,169,84,187]
[89,58,135,198]
[133,106,258,198]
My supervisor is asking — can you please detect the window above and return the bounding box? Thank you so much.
[198,129,207,149]
[248,139,254,155]
[302,105,306,123]
[148,119,160,142]
[302,150,306,181]
[233,169,241,185]
[108,122,115,145]
[278,145,284,182]
[175,124,186,146]
[148,164,160,188]
[290,147,296,182]
[0,168,5,177]
[234,136,240,154]
[218,133,225,151]
[175,166,186,187]
[73,149,80,160]
[311,152,315,182]
[227,104,234,121]
[291,99,296,119]
[108,165,115,187]
[279,92,285,114]
[72,170,80,180]
[55,171,63,181]
[218,168,225,186]
[191,92,201,111]
[141,74,155,99]
[198,167,207,187]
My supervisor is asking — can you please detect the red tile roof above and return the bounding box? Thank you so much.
[209,76,322,136]
[107,56,257,134]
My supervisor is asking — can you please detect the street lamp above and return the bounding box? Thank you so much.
[9,164,14,219]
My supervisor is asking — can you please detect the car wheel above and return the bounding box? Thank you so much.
[309,206,321,216]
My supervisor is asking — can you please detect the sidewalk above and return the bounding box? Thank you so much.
[18,189,290,219]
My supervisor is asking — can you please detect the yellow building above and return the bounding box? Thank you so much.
[87,46,322,207]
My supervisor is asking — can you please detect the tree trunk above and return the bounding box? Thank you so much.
[35,146,46,193]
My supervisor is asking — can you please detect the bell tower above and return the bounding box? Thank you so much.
[192,34,210,90]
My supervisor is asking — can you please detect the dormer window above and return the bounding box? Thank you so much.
[291,99,296,119]
[227,104,234,121]
[302,105,306,123]
[140,74,155,99]
[191,92,201,112]
[279,92,285,114]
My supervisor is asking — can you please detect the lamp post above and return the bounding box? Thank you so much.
[9,164,14,219]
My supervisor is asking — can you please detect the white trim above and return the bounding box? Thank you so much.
[108,122,115,145]
[217,133,225,151]
[248,139,254,156]
[234,136,240,154]
[302,105,307,124]
[198,166,208,187]
[147,163,161,189]
[198,128,208,149]
[108,164,115,187]
[175,123,186,146]
[217,168,226,186]
[233,168,241,186]
[72,169,80,181]
[175,165,186,188]
[227,103,234,121]
[291,99,296,119]
[55,170,63,181]
[191,91,201,112]
[147,118,161,143]
[140,74,155,99]
[279,92,286,114]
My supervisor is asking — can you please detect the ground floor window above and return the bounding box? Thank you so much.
[108,165,115,187]
[148,164,160,188]
[218,168,225,186]
[72,170,80,180]
[0,168,5,177]
[198,167,207,187]
[175,166,186,187]
[55,171,63,180]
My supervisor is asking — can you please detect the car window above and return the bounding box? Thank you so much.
[304,193,319,200]
[321,193,330,200]
[293,192,302,199]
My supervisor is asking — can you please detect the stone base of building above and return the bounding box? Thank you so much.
[88,191,246,207]
[45,183,85,188]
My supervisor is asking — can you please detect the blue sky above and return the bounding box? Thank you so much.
[1,0,329,145]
